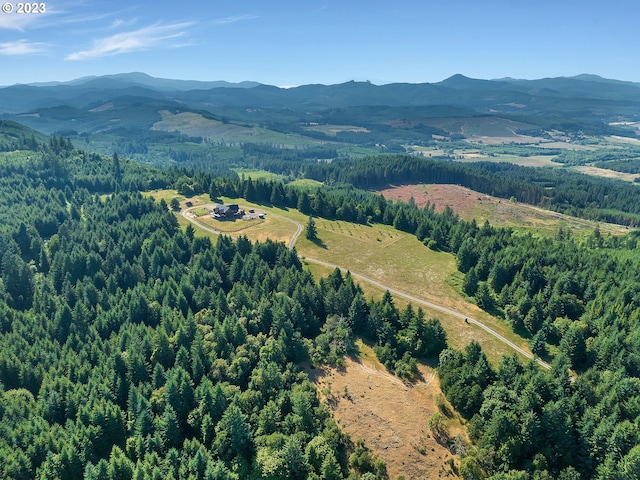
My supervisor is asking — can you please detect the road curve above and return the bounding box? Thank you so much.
[274,211,303,249]
[180,205,550,370]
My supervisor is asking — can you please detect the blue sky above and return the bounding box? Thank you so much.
[1,0,638,86]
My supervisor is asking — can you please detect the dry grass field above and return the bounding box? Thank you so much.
[151,110,255,138]
[308,341,466,479]
[409,145,559,167]
[295,219,535,364]
[150,110,317,145]
[303,124,370,135]
[573,165,640,183]
[605,134,640,145]
[423,116,535,140]
[454,153,558,167]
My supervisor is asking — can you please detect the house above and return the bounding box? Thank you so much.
[212,204,241,218]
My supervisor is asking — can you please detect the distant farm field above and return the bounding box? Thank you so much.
[151,110,319,145]
[422,116,535,139]
[409,146,560,167]
[233,169,324,189]
[573,165,640,183]
[303,124,370,135]
[232,169,282,182]
[454,153,558,167]
[151,110,254,138]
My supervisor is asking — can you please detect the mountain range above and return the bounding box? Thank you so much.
[2,72,639,137]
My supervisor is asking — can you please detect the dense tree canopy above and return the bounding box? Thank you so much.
[0,131,451,479]
[3,121,640,479]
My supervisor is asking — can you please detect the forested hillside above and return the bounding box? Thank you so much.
[0,124,450,479]
[175,163,640,478]
[440,223,640,478]
[4,119,640,479]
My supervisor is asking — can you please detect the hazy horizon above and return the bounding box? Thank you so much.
[3,71,638,90]
[1,0,639,87]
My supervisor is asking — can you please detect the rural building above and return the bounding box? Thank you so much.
[212,204,242,218]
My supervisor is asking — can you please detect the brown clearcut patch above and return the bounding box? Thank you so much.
[376,184,482,219]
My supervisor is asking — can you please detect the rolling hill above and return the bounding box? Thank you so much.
[1,72,639,174]
[2,72,640,124]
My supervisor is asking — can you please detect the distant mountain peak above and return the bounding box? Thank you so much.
[572,73,606,81]
[443,73,472,81]
[437,74,505,90]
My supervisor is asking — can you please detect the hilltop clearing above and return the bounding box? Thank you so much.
[308,342,466,479]
[376,183,630,235]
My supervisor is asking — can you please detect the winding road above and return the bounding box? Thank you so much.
[182,205,550,370]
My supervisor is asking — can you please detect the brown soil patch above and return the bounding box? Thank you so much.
[309,345,464,479]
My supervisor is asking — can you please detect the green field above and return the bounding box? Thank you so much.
[233,169,324,189]
[288,178,324,188]
[233,169,283,182]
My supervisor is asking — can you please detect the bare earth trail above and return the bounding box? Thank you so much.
[181,205,550,370]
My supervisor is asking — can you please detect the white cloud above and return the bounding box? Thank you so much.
[0,40,46,55]
[109,18,138,29]
[214,14,258,25]
[0,13,41,31]
[65,22,192,60]
[59,12,123,26]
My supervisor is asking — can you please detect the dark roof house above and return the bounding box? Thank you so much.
[213,204,240,218]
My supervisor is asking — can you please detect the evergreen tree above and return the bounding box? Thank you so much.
[158,406,181,451]
[463,267,479,296]
[305,216,318,241]
[475,282,493,310]
[214,405,253,461]
[297,191,312,214]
